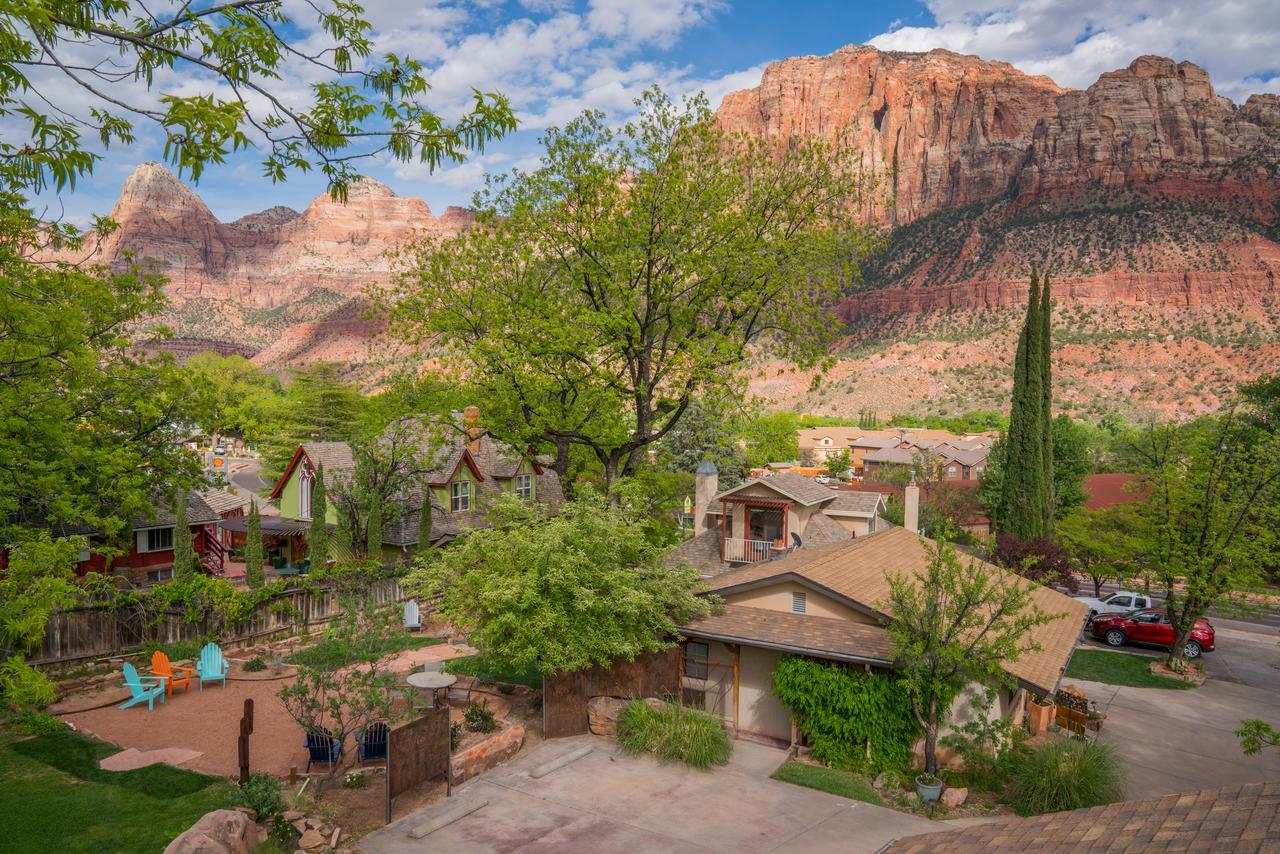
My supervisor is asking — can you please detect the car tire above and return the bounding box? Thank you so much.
[1183,641,1203,659]
[1104,629,1126,647]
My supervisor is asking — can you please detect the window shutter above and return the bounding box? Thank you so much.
[136,530,147,553]
[791,591,806,614]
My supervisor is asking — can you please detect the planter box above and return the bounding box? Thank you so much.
[1026,697,1055,735]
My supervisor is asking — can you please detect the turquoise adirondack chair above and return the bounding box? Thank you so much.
[120,662,166,711]
[196,642,229,690]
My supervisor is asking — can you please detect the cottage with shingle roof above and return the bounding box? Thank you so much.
[672,523,1087,747]
[668,467,886,578]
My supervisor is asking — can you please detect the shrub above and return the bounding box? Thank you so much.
[234,772,284,820]
[464,701,497,733]
[939,690,1025,793]
[616,699,731,769]
[8,709,65,735]
[343,771,367,789]
[1008,739,1124,816]
[143,639,207,663]
[242,656,268,673]
[450,721,461,750]
[268,816,296,848]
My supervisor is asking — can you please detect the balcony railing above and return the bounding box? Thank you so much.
[723,538,779,563]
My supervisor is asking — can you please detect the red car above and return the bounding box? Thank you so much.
[1089,609,1215,659]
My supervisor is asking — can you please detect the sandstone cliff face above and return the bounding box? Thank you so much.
[716,46,1066,225]
[77,162,472,312]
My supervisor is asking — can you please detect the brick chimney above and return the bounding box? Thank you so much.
[695,459,718,533]
[463,405,482,453]
[904,470,920,534]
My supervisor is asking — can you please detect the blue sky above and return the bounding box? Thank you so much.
[33,0,1280,226]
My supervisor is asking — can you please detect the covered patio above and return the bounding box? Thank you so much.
[217,515,316,577]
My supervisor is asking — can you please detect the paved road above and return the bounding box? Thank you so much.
[226,458,278,515]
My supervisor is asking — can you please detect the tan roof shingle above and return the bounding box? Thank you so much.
[703,527,1088,695]
[680,605,893,665]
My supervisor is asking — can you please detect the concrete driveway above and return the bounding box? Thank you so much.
[358,735,945,853]
[1070,674,1280,799]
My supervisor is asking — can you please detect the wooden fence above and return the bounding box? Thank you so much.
[31,579,407,667]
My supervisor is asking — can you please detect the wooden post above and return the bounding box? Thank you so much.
[726,643,741,735]
[238,698,254,785]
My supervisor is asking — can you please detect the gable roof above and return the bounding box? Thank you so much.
[199,488,249,516]
[269,441,356,499]
[680,605,893,667]
[133,491,222,530]
[716,472,837,506]
[887,781,1280,853]
[702,526,1088,696]
[824,491,886,517]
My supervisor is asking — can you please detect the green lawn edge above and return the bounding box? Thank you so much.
[771,760,886,806]
[1065,649,1198,690]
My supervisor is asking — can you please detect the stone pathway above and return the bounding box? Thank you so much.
[99,746,204,771]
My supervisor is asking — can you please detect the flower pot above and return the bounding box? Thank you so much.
[1027,697,1055,735]
[915,774,943,804]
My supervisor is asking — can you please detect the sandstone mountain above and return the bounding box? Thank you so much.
[718,48,1280,418]
[74,47,1280,418]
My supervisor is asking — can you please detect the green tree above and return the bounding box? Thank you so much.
[417,482,433,554]
[653,397,746,490]
[244,500,264,590]
[1057,505,1142,597]
[1125,407,1280,666]
[740,412,801,468]
[385,88,883,490]
[1236,720,1280,756]
[172,496,195,580]
[0,536,79,709]
[406,493,712,675]
[1,2,515,208]
[984,414,1090,526]
[882,536,1060,775]
[184,353,284,448]
[366,491,384,559]
[825,449,854,481]
[309,464,328,565]
[263,365,367,474]
[997,269,1053,539]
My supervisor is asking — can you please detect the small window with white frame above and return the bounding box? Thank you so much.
[684,641,709,680]
[514,473,533,500]
[299,469,313,518]
[792,590,807,614]
[450,480,471,513]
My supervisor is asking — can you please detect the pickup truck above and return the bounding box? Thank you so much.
[1073,590,1155,619]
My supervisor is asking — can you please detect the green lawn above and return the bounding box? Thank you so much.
[770,761,885,806]
[284,633,444,669]
[442,654,543,689]
[1065,649,1197,689]
[0,730,236,853]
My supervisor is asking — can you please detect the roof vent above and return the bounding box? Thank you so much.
[792,591,806,614]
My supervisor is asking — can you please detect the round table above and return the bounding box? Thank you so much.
[405,671,456,708]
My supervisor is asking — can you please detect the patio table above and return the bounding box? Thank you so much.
[405,671,456,708]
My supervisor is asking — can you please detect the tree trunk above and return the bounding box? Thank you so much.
[552,436,572,499]
[1167,624,1195,666]
[923,693,940,775]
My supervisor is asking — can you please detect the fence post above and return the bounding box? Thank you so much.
[238,698,254,785]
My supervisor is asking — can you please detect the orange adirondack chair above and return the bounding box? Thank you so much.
[151,651,195,696]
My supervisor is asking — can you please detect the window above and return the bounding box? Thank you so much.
[450,481,471,513]
[792,591,807,614]
[684,641,709,680]
[947,465,958,477]
[962,465,972,480]
[77,548,90,563]
[822,437,831,446]
[868,515,877,534]
[299,471,313,519]
[147,567,175,584]
[514,474,533,501]
[975,466,985,478]
[1108,595,1132,608]
[143,527,174,553]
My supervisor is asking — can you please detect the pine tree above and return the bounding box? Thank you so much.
[172,494,195,580]
[417,483,433,554]
[245,499,264,589]
[309,464,327,565]
[366,491,383,559]
[1039,271,1055,535]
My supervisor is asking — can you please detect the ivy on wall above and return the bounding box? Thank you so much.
[772,655,922,773]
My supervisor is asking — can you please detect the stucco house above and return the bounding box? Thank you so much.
[673,521,1087,747]
[668,466,887,578]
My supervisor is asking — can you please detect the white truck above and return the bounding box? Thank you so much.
[1074,590,1155,619]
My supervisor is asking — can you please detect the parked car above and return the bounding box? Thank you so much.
[1088,609,1215,658]
[814,475,830,484]
[1075,590,1155,619]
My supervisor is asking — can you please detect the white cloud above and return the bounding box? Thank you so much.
[868,0,1280,101]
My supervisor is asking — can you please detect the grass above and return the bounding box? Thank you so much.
[771,761,885,806]
[284,633,443,669]
[616,700,732,769]
[442,654,543,689]
[0,730,236,853]
[1065,649,1197,689]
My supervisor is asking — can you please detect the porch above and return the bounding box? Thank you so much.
[216,515,316,578]
[718,495,793,564]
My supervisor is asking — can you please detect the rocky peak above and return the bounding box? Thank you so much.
[231,205,301,232]
[113,161,215,221]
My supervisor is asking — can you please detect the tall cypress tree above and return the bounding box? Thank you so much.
[1039,271,1055,535]
[245,499,264,589]
[366,491,383,559]
[309,463,327,565]
[172,494,194,580]
[417,483,433,554]
[999,268,1049,540]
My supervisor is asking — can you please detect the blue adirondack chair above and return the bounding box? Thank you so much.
[357,722,388,764]
[120,662,166,711]
[196,642,229,690]
[403,600,421,631]
[304,726,343,773]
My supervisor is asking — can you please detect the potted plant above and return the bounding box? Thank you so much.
[915,772,943,804]
[1026,693,1055,735]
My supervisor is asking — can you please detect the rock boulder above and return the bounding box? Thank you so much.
[164,809,256,854]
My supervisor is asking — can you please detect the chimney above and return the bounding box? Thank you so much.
[904,470,920,534]
[695,459,718,533]
[463,405,482,453]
